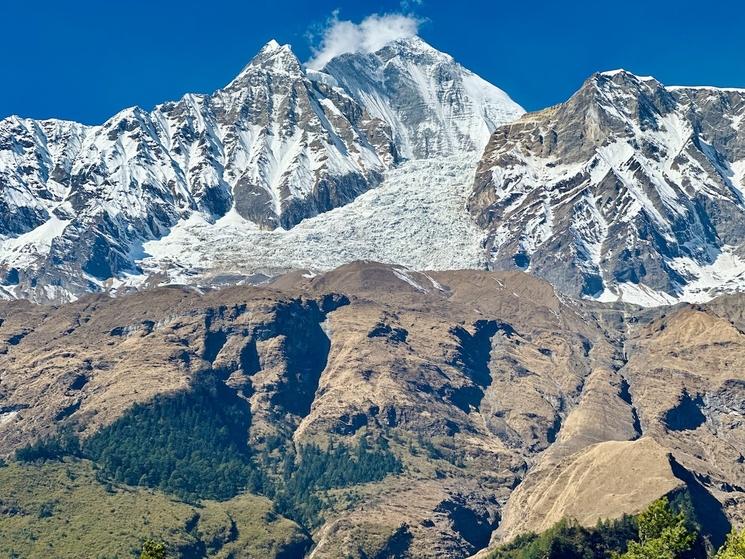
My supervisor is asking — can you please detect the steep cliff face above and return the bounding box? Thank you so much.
[469,70,745,305]
[195,40,397,229]
[1,262,743,557]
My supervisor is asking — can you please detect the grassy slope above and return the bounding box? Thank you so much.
[0,459,309,559]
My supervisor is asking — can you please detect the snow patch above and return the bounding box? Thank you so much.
[0,215,70,269]
[0,411,19,425]
[592,246,745,307]
[392,267,427,292]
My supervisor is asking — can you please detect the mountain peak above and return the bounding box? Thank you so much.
[226,40,302,89]
[250,39,296,65]
[599,68,642,78]
[576,69,670,122]
[321,36,522,159]
[384,35,438,53]
[589,70,663,94]
[254,39,295,59]
[367,35,453,65]
[261,39,282,51]
[592,69,659,86]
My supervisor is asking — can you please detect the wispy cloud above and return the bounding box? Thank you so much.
[400,0,423,11]
[306,12,422,70]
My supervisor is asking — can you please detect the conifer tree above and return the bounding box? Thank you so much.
[620,498,696,559]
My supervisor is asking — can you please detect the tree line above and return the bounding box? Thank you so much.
[14,376,402,529]
[489,497,745,559]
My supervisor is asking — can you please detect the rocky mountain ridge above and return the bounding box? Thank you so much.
[470,70,745,305]
[4,42,745,307]
[0,262,742,557]
[143,69,745,308]
[0,37,521,303]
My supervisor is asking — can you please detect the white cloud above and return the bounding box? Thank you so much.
[306,12,421,70]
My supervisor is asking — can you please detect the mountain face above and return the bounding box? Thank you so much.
[1,263,742,557]
[4,33,745,559]
[4,47,745,308]
[469,70,745,304]
[322,36,524,159]
[0,40,395,301]
[0,37,521,303]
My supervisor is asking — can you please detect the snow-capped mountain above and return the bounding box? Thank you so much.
[469,70,745,305]
[323,36,524,159]
[0,37,521,302]
[7,37,745,308]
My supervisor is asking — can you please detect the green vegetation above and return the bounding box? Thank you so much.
[140,540,166,559]
[14,431,80,463]
[290,437,401,491]
[716,529,745,559]
[621,497,697,558]
[83,376,261,501]
[0,459,309,559]
[13,376,402,532]
[486,497,745,559]
[271,437,403,528]
[488,516,638,559]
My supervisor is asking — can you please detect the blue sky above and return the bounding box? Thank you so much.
[3,0,745,124]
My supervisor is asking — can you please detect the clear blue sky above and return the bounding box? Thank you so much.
[3,0,745,124]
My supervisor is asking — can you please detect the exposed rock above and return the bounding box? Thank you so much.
[469,70,745,304]
[0,262,743,557]
[495,438,684,542]
[0,38,521,304]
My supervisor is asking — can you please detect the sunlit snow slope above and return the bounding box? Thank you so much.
[4,44,745,308]
[138,155,487,284]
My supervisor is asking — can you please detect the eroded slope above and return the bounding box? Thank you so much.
[0,262,743,558]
